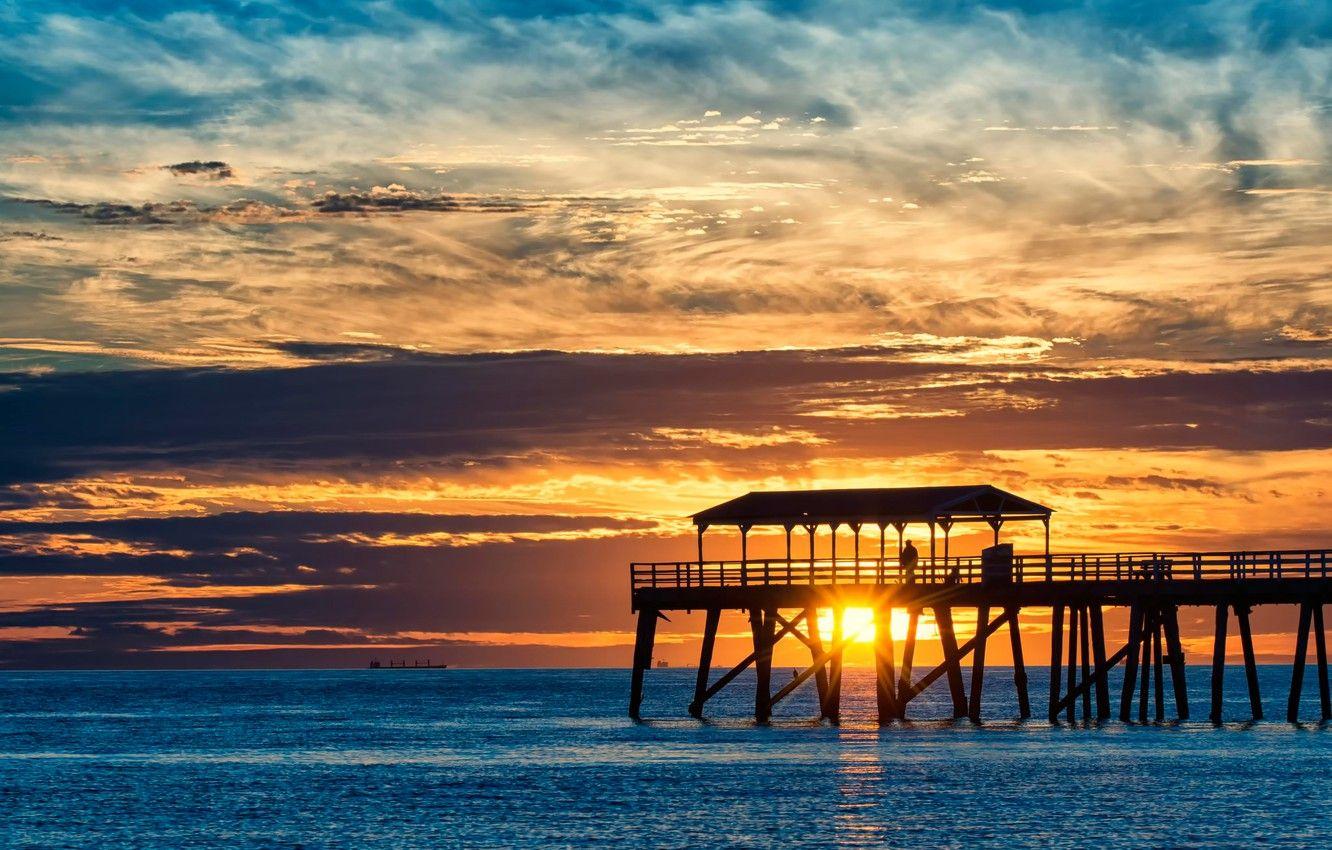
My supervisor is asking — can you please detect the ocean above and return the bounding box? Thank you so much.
[2,667,1331,848]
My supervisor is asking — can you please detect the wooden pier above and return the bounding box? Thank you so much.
[627,486,1332,725]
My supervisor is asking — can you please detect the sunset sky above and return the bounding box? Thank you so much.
[0,0,1328,668]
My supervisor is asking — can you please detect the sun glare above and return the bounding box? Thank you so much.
[817,607,941,643]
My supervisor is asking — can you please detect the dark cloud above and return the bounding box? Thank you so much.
[0,348,1328,487]
[311,186,531,214]
[163,160,233,179]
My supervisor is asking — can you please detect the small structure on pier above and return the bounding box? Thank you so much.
[629,484,1332,728]
[693,484,1052,574]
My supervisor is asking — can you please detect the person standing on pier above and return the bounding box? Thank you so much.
[901,539,919,582]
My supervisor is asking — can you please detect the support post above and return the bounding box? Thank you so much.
[875,606,897,723]
[896,609,919,719]
[1162,605,1189,720]
[1007,606,1030,719]
[1048,604,1064,722]
[689,608,721,718]
[1079,605,1093,721]
[752,608,776,723]
[1138,607,1152,723]
[935,606,967,718]
[1119,604,1143,722]
[969,605,989,723]
[629,607,658,719]
[1288,601,1313,723]
[1089,605,1110,720]
[1066,604,1079,723]
[827,607,843,722]
[806,608,830,713]
[1210,603,1228,724]
[1315,604,1331,721]
[1152,614,1165,722]
[1236,603,1263,720]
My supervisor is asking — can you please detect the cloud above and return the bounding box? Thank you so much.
[163,160,233,180]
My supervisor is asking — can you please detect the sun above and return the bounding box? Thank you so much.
[816,607,939,643]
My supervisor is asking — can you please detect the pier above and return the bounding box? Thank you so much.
[627,485,1332,724]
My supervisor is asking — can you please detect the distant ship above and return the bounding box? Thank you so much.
[369,659,448,669]
[655,659,669,668]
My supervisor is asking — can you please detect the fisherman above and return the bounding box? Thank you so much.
[901,539,919,582]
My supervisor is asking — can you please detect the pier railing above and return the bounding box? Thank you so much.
[630,549,1332,589]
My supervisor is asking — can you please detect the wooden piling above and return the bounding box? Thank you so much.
[1119,604,1142,722]
[1209,603,1228,724]
[1079,605,1093,721]
[689,608,721,718]
[1162,605,1189,720]
[1049,604,1065,722]
[1152,615,1165,723]
[805,607,830,714]
[1007,606,1030,719]
[753,608,777,723]
[968,605,989,723]
[1315,604,1331,721]
[1236,603,1263,720]
[935,606,967,719]
[896,608,919,719]
[1089,605,1110,720]
[875,606,897,723]
[827,607,844,722]
[1138,608,1152,723]
[1287,601,1313,723]
[629,607,658,719]
[1065,604,1079,723]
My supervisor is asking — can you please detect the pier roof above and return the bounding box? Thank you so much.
[691,485,1051,528]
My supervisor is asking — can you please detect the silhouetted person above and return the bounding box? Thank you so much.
[901,539,919,582]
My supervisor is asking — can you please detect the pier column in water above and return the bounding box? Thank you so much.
[1236,603,1263,720]
[629,607,658,720]
[689,609,721,719]
[874,606,896,723]
[1209,603,1228,724]
[826,608,844,722]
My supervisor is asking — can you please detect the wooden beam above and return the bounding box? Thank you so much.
[1049,604,1065,723]
[629,606,658,719]
[1119,604,1143,722]
[1161,605,1189,721]
[688,608,721,718]
[698,610,807,706]
[802,608,830,712]
[1079,605,1093,721]
[1209,603,1228,724]
[1066,604,1079,723]
[753,608,776,723]
[934,606,968,718]
[827,607,844,722]
[1138,607,1153,723]
[1316,604,1331,722]
[968,605,990,723]
[896,609,919,719]
[1287,601,1313,723]
[1236,603,1263,720]
[1089,605,1110,720]
[1152,614,1165,723]
[1051,639,1134,716]
[769,627,861,709]
[1007,606,1030,719]
[900,610,1011,706]
[875,606,897,723]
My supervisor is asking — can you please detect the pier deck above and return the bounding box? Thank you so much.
[625,486,1331,725]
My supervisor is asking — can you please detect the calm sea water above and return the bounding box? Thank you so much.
[2,667,1330,848]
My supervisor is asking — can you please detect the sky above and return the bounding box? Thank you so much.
[0,0,1328,669]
